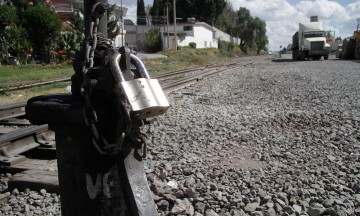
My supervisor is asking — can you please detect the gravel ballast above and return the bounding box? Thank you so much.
[1,55,360,215]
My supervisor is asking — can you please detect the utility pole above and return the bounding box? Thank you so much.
[173,0,177,50]
[121,0,124,46]
[163,5,165,51]
[166,4,169,50]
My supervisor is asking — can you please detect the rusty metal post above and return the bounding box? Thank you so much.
[25,0,160,215]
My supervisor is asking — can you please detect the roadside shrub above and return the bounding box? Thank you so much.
[189,42,197,49]
[50,50,67,63]
[218,39,241,57]
[143,28,162,53]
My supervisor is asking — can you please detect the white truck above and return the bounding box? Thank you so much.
[292,19,330,60]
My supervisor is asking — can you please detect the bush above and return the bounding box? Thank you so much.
[143,28,162,53]
[189,42,197,49]
[218,39,241,57]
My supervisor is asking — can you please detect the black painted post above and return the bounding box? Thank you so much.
[54,125,128,215]
[25,0,159,215]
[26,96,130,215]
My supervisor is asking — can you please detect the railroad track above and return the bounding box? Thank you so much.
[0,59,257,172]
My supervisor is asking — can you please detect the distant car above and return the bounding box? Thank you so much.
[5,55,20,65]
[336,44,343,58]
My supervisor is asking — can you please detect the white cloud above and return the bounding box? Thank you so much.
[111,0,360,51]
[231,0,298,21]
[294,0,347,20]
[125,5,137,22]
[228,0,360,51]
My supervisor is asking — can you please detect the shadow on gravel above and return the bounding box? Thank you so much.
[271,59,297,62]
[271,58,360,63]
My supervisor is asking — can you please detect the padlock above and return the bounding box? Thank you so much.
[110,51,170,119]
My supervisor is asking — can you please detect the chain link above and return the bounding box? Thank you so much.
[79,3,147,157]
[81,3,122,155]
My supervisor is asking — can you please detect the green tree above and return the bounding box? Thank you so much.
[150,0,164,25]
[215,3,236,34]
[143,27,162,53]
[252,17,268,53]
[235,7,253,52]
[0,4,17,59]
[0,4,17,33]
[137,0,147,25]
[23,4,62,63]
[150,0,226,25]
[6,0,30,21]
[175,0,196,23]
[7,25,32,64]
[196,0,226,25]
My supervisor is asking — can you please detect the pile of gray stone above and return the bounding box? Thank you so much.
[1,57,360,215]
[145,58,360,215]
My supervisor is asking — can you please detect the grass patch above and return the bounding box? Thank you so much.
[145,48,227,76]
[0,63,74,88]
[0,82,71,104]
[0,47,241,104]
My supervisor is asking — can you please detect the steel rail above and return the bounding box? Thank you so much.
[162,64,240,93]
[0,61,251,166]
[0,63,228,121]
[0,63,224,94]
[0,124,55,165]
[0,78,71,94]
[0,64,215,94]
[0,101,27,121]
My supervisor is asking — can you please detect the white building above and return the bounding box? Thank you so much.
[123,24,152,50]
[169,22,218,49]
[124,21,239,51]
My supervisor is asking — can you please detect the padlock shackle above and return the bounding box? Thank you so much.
[130,54,150,79]
[110,53,126,82]
[110,52,150,83]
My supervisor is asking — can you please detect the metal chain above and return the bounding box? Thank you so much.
[80,3,147,157]
[81,3,123,155]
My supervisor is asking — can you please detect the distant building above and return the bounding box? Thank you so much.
[47,0,76,22]
[124,21,240,51]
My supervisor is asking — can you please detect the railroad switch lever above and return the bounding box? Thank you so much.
[25,0,169,215]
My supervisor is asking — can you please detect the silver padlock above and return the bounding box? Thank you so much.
[110,52,170,119]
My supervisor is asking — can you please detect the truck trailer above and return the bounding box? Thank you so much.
[337,20,360,60]
[292,20,330,61]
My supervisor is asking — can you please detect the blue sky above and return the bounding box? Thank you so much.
[111,0,360,50]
